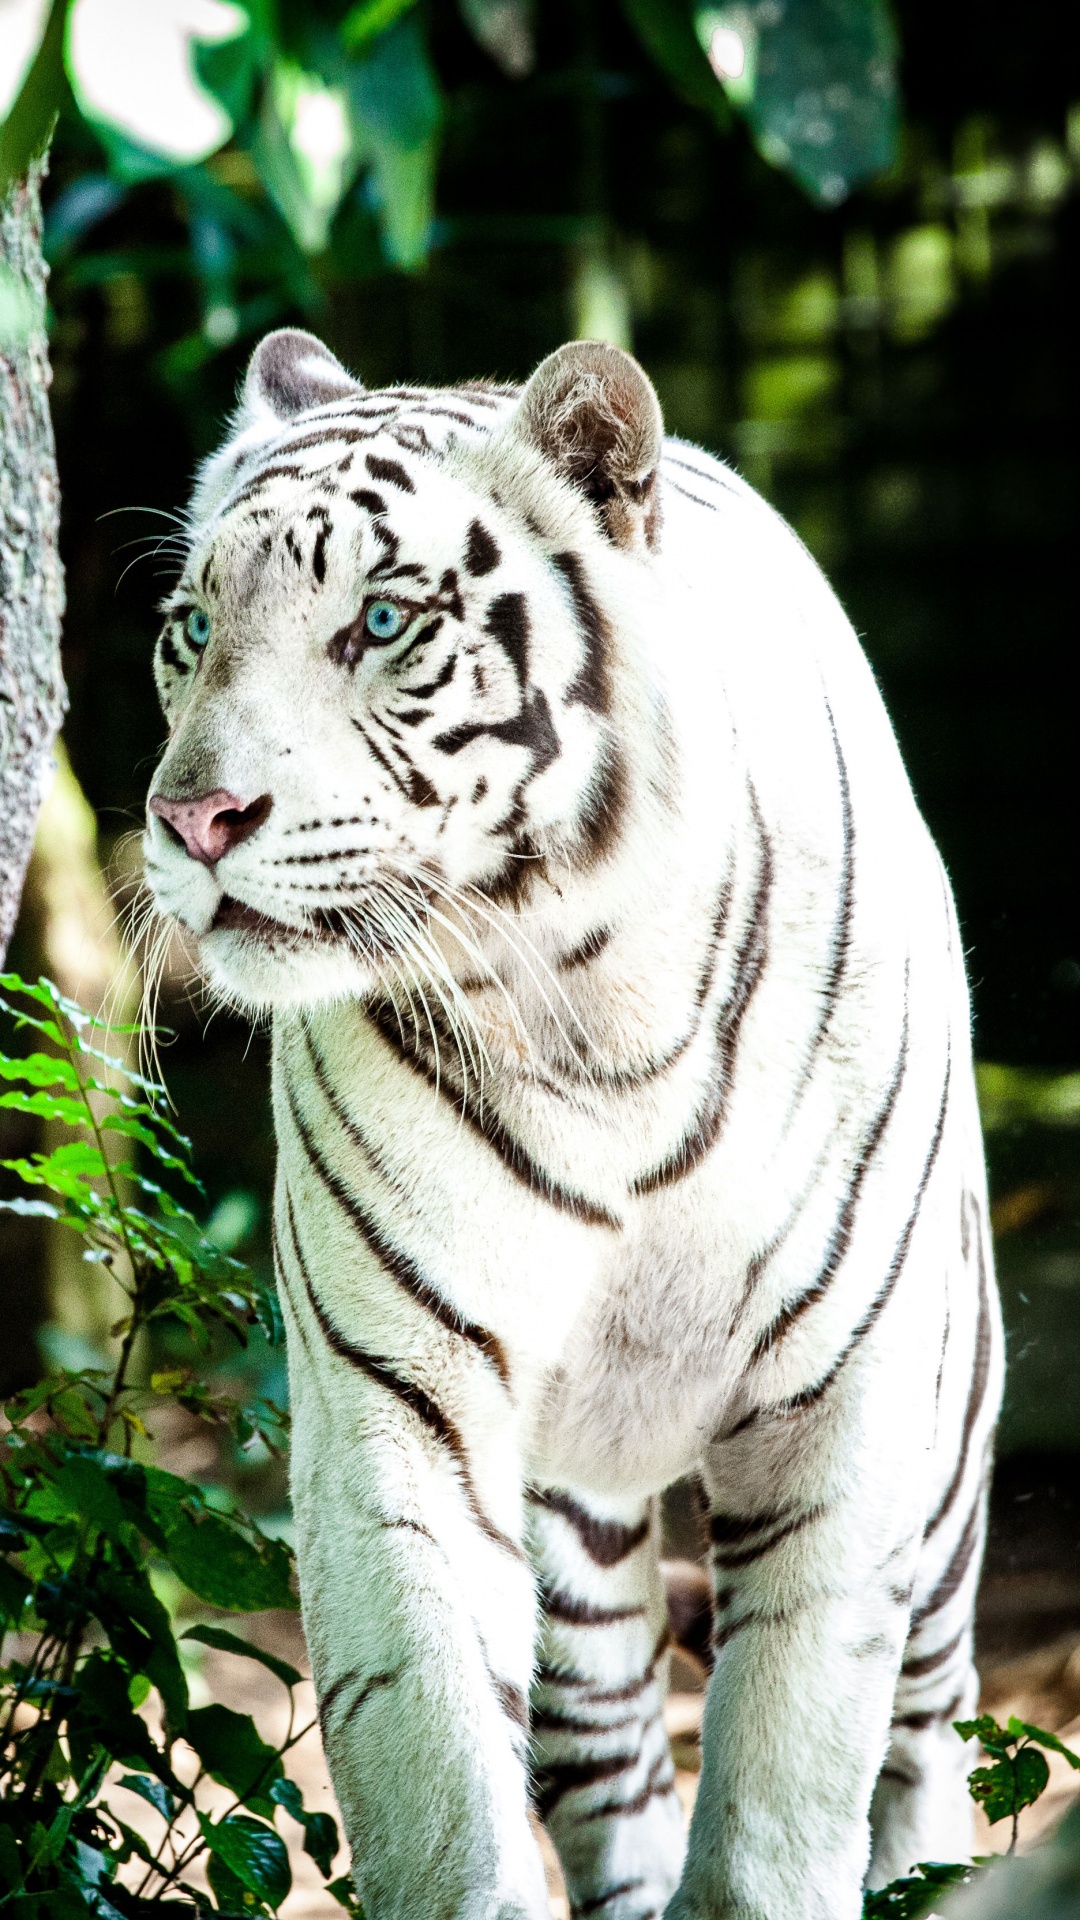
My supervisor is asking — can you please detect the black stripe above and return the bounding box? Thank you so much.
[352,716,441,809]
[633,789,772,1193]
[323,1666,403,1736]
[578,1751,676,1824]
[710,1506,824,1568]
[551,551,609,713]
[892,1689,964,1733]
[366,453,414,491]
[490,1674,528,1729]
[280,1195,524,1562]
[765,1052,952,1420]
[158,630,188,674]
[367,1000,621,1229]
[662,476,716,511]
[528,1487,649,1566]
[750,994,910,1363]
[531,1705,640,1737]
[573,1881,648,1916]
[538,1626,671,1704]
[910,1492,983,1632]
[485,592,529,685]
[534,1750,641,1823]
[557,927,612,972]
[924,1196,993,1538]
[465,519,500,577]
[662,452,739,494]
[295,1029,511,1390]
[901,1624,966,1680]
[298,1033,512,1389]
[541,1586,647,1628]
[404,652,456,699]
[801,701,855,1066]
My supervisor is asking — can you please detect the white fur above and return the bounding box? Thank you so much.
[145,341,1003,1920]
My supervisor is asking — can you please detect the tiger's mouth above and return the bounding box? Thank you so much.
[210,895,287,941]
[208,892,400,963]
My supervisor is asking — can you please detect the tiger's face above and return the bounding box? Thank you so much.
[144,330,663,1010]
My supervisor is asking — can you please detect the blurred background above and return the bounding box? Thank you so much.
[2,0,1080,1703]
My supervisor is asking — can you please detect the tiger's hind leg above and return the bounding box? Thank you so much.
[868,1190,1001,1889]
[868,1479,986,1886]
[527,1487,685,1920]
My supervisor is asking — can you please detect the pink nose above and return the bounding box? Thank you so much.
[150,789,272,866]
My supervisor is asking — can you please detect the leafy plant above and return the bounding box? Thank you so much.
[864,1713,1080,1916]
[863,1859,973,1918]
[0,973,358,1920]
[956,1714,1080,1857]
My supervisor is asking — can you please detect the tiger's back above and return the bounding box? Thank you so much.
[145,329,1002,1920]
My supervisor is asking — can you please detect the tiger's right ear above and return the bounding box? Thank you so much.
[241,328,364,424]
[510,340,664,553]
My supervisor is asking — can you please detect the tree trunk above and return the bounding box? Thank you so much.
[0,156,67,963]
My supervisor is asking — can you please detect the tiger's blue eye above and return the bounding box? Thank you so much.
[364,599,406,642]
[185,608,211,648]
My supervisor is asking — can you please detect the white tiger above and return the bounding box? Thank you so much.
[144,327,1003,1920]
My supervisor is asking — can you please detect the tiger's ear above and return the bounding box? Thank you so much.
[513,340,664,552]
[242,328,364,423]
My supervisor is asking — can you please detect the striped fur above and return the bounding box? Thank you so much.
[145,330,1003,1920]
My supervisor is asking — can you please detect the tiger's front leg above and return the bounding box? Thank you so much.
[529,1486,685,1920]
[277,1200,550,1920]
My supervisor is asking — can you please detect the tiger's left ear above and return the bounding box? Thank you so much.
[513,340,664,553]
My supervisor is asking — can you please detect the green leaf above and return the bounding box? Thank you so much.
[622,0,729,119]
[0,1050,80,1090]
[158,1507,297,1613]
[326,1875,364,1915]
[118,1772,179,1824]
[206,1844,263,1916]
[955,1714,1012,1753]
[198,1816,291,1911]
[1013,1744,1052,1811]
[93,1561,189,1735]
[967,1743,1050,1824]
[344,11,441,267]
[268,1780,339,1878]
[0,1556,33,1626]
[186,1705,283,1812]
[0,0,68,195]
[862,1861,973,1917]
[0,1088,92,1124]
[696,0,899,206]
[182,1625,303,1689]
[1009,1718,1080,1768]
[48,1454,130,1542]
[342,0,417,53]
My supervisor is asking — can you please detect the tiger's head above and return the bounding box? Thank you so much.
[144,328,666,1009]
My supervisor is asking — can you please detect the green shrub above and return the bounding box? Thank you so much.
[0,973,359,1920]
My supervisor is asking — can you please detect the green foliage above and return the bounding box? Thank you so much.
[0,0,901,341]
[0,974,358,1920]
[956,1715,1080,1851]
[863,1859,973,1918]
[864,1715,1080,1915]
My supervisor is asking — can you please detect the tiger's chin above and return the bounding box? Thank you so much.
[196,904,384,1012]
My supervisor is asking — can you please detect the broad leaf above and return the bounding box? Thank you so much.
[197,1816,291,1910]
[185,1705,283,1812]
[182,1624,303,1689]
